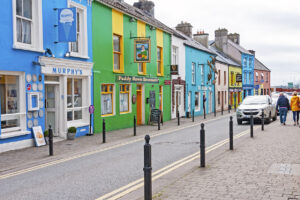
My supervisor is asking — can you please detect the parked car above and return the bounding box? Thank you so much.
[236,95,277,125]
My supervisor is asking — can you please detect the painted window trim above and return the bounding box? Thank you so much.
[138,63,147,75]
[68,1,89,58]
[113,34,124,73]
[101,84,115,117]
[12,0,44,52]
[119,84,131,114]
[192,62,196,85]
[157,46,164,76]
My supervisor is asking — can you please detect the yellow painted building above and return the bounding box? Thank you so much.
[228,65,243,108]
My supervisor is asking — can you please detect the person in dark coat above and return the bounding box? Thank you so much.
[276,93,290,125]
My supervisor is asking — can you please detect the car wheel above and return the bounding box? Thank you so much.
[272,113,277,121]
[237,119,242,125]
[266,112,271,124]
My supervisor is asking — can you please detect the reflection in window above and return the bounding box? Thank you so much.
[67,78,82,121]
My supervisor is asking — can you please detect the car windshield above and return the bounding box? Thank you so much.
[242,97,267,105]
[272,93,279,98]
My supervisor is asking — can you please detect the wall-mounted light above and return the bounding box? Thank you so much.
[65,51,71,57]
[45,48,55,57]
[129,17,136,22]
[149,25,155,31]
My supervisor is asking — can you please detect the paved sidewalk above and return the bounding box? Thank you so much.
[0,110,232,175]
[153,113,300,200]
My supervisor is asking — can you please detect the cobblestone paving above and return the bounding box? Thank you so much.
[155,114,300,200]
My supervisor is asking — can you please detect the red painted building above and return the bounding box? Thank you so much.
[254,58,271,95]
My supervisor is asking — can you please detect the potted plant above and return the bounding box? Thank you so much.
[44,130,49,144]
[67,127,77,140]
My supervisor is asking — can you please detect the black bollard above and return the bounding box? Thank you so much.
[49,125,53,156]
[229,116,233,150]
[134,115,137,136]
[250,114,254,138]
[221,105,224,115]
[192,109,195,122]
[102,119,106,143]
[158,111,161,130]
[143,135,152,200]
[177,111,180,126]
[200,123,205,167]
[261,109,264,131]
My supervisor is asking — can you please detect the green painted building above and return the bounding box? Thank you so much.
[92,0,172,132]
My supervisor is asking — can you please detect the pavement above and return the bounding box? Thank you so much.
[0,110,232,175]
[152,113,300,200]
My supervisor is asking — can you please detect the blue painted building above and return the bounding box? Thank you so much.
[241,53,254,97]
[0,0,93,152]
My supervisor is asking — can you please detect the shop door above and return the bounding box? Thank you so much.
[45,84,59,136]
[136,85,143,125]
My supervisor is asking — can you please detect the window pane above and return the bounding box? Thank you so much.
[71,40,79,52]
[77,12,80,32]
[157,48,161,60]
[22,19,31,44]
[138,63,143,73]
[23,0,32,19]
[67,79,72,108]
[67,111,73,121]
[120,93,129,112]
[74,110,82,120]
[157,61,161,74]
[114,53,120,71]
[16,0,22,16]
[16,18,22,43]
[101,94,112,115]
[74,79,82,107]
[113,35,120,52]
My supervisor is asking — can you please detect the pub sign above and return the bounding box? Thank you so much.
[134,39,151,63]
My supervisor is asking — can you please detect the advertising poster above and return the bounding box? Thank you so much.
[32,126,46,147]
[134,39,151,63]
[58,8,77,42]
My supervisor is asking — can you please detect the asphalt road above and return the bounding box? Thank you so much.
[0,116,262,200]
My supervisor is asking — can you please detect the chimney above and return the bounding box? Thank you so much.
[215,28,228,53]
[133,0,155,18]
[175,21,193,38]
[228,33,240,45]
[248,50,255,56]
[193,30,209,48]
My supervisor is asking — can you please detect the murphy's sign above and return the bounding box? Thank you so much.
[116,75,159,84]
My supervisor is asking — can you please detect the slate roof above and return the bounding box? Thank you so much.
[172,29,216,55]
[209,45,241,67]
[255,58,271,72]
[94,0,174,34]
[228,40,253,55]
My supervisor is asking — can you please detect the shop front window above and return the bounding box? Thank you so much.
[0,75,21,132]
[101,84,114,116]
[120,84,130,113]
[67,78,82,121]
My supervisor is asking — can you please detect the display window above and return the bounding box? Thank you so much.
[101,84,114,116]
[119,84,130,113]
[67,78,83,121]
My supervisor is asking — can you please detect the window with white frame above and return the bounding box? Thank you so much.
[67,78,83,121]
[69,2,88,58]
[192,62,196,84]
[195,92,200,111]
[172,46,178,65]
[120,84,130,113]
[13,0,43,51]
[0,74,25,134]
[201,64,204,85]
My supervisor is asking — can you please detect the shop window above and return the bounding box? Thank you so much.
[13,0,43,51]
[157,47,163,76]
[69,2,88,58]
[67,78,83,121]
[0,74,25,134]
[120,84,130,113]
[195,92,199,111]
[101,84,114,116]
[192,63,196,84]
[138,63,146,75]
[159,86,163,110]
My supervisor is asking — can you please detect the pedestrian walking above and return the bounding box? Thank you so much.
[276,93,290,125]
[290,91,300,126]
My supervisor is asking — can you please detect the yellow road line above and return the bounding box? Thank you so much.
[0,114,235,180]
[96,127,257,200]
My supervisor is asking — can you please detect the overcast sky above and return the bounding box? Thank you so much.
[126,0,300,86]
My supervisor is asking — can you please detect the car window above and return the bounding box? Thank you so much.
[242,96,267,105]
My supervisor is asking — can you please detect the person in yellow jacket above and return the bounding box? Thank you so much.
[290,91,300,125]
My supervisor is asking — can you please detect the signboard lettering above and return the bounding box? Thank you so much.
[52,67,83,75]
[236,74,242,82]
[116,75,159,84]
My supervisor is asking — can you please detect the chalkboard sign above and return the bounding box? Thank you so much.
[150,109,161,123]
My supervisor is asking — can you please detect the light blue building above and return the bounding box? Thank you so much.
[241,53,255,97]
[0,0,93,152]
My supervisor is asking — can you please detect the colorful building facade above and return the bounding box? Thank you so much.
[228,65,243,108]
[92,0,172,132]
[0,0,93,152]
[254,58,271,95]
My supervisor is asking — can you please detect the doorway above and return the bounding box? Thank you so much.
[136,84,143,125]
[45,84,59,136]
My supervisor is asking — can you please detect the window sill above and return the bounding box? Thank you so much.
[113,71,124,74]
[120,111,131,115]
[157,74,164,77]
[101,114,114,117]
[67,121,89,129]
[69,52,90,59]
[138,73,147,76]
[0,130,31,139]
[13,44,44,53]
